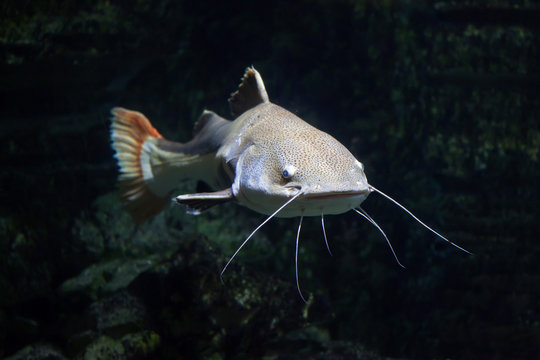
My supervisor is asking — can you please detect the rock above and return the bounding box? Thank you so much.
[59,256,160,299]
[76,335,124,360]
[120,331,161,358]
[89,291,146,337]
[74,331,160,360]
[4,343,66,360]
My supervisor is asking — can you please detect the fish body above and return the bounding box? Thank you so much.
[111,67,370,222]
[111,67,470,299]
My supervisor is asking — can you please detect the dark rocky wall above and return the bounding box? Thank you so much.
[1,1,539,359]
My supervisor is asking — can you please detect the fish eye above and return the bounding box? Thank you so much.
[356,160,365,171]
[282,165,296,179]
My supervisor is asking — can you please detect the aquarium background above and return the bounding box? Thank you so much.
[1,1,539,359]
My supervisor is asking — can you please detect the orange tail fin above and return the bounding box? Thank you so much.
[110,107,169,223]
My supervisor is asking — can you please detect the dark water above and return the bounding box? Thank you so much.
[1,1,539,359]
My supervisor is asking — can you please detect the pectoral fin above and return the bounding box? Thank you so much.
[175,188,234,215]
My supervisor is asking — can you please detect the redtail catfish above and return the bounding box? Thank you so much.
[110,67,470,301]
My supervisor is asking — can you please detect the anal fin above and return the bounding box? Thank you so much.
[175,188,234,215]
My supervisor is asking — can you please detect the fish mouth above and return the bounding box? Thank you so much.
[305,190,370,200]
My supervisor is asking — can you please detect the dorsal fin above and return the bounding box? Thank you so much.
[192,109,219,136]
[228,67,269,117]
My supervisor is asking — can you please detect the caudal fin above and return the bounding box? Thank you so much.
[110,107,169,223]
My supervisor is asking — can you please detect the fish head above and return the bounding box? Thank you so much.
[232,127,371,217]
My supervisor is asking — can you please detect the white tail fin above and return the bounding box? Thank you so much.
[110,107,169,223]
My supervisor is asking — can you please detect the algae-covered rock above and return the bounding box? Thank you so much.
[76,335,124,360]
[124,234,308,359]
[120,331,161,358]
[72,192,185,258]
[4,344,66,360]
[59,190,321,359]
[74,331,160,360]
[59,256,160,299]
[89,291,146,336]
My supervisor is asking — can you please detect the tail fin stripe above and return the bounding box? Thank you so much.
[110,107,169,223]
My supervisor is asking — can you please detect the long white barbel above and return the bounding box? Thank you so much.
[220,191,304,281]
[353,207,406,269]
[369,185,472,255]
